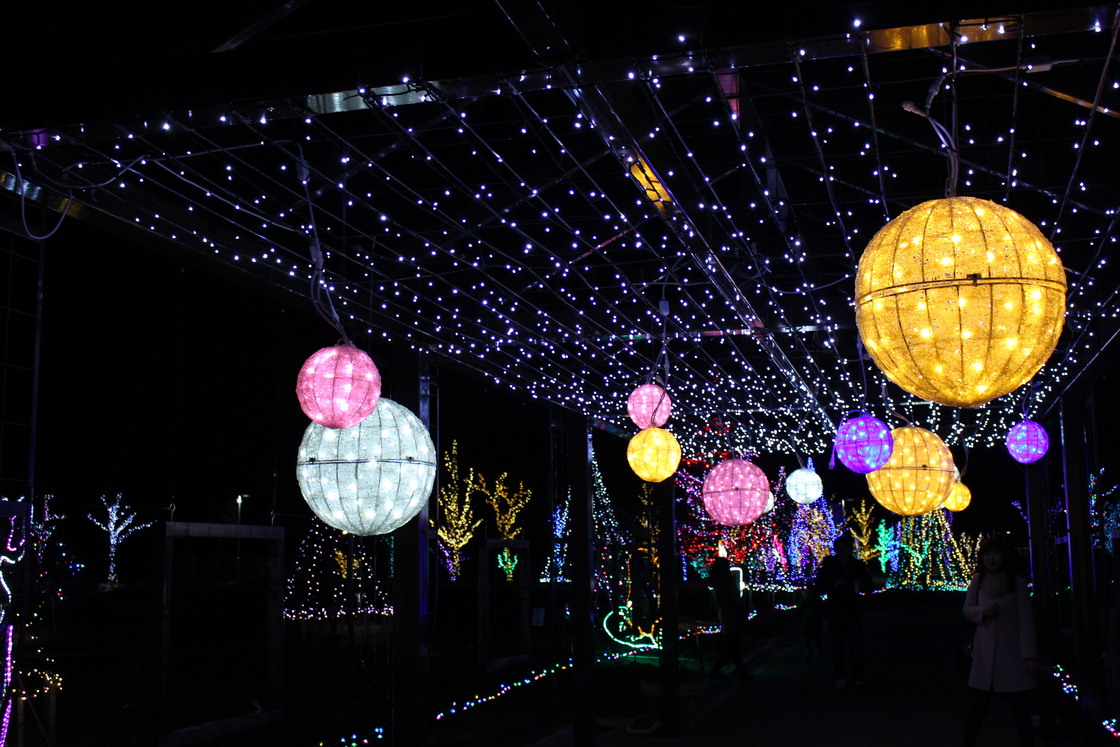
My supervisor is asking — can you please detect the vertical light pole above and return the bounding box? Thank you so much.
[235,494,248,581]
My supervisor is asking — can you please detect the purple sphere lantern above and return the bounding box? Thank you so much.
[834,413,894,474]
[1006,420,1049,464]
[627,384,671,429]
[701,459,770,526]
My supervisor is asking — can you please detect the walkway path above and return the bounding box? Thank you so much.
[535,592,1079,746]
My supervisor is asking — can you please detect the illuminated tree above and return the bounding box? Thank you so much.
[591,455,629,601]
[846,498,881,564]
[875,520,900,576]
[540,489,571,583]
[285,517,390,620]
[786,500,839,582]
[87,494,154,583]
[894,510,977,590]
[1089,469,1120,552]
[480,471,532,581]
[431,440,483,580]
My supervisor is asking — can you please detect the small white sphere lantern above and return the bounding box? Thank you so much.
[296,398,436,535]
[787,465,824,504]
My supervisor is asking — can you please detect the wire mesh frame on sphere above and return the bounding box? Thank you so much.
[701,459,770,526]
[627,383,672,429]
[627,427,681,483]
[855,197,1066,408]
[296,397,436,535]
[296,344,382,429]
[943,482,972,512]
[786,466,823,505]
[1006,420,1049,464]
[834,413,894,474]
[866,427,955,517]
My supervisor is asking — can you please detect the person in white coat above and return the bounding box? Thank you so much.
[962,535,1037,746]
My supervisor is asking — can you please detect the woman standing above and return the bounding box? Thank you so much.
[962,535,1037,746]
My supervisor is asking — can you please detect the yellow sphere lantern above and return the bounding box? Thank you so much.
[855,197,1066,407]
[627,427,681,483]
[867,427,955,516]
[942,481,972,512]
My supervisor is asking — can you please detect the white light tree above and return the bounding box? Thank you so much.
[88,494,154,583]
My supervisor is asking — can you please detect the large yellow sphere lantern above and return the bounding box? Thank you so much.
[942,481,972,512]
[627,427,681,483]
[866,427,955,516]
[856,197,1065,407]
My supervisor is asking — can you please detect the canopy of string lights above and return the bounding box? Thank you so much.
[4,2,1119,459]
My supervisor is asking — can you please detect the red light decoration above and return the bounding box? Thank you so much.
[296,344,382,429]
[701,459,769,526]
[627,384,671,429]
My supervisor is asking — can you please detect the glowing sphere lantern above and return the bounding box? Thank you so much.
[855,197,1066,407]
[296,398,436,535]
[297,344,382,428]
[627,384,671,429]
[764,491,776,514]
[1006,420,1049,464]
[787,466,824,505]
[834,413,894,474]
[943,482,972,512]
[866,427,955,516]
[701,459,769,526]
[627,427,681,483]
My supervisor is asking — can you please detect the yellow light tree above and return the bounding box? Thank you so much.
[431,440,483,580]
[847,498,881,565]
[481,472,532,581]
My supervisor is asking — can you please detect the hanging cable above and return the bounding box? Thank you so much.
[297,149,352,345]
[8,151,73,241]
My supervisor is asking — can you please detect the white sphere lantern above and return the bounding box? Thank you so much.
[296,397,436,535]
[786,465,824,505]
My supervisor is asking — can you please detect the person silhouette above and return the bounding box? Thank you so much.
[962,535,1037,746]
[707,556,749,682]
[814,534,873,691]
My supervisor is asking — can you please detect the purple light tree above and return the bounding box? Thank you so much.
[88,494,154,583]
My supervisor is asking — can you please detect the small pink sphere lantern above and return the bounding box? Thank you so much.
[701,459,769,526]
[834,413,893,474]
[296,344,382,429]
[1006,420,1049,464]
[627,384,671,429]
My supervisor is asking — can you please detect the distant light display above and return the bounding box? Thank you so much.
[856,197,1066,408]
[627,427,681,482]
[701,459,769,526]
[297,398,436,535]
[296,344,382,429]
[834,413,893,474]
[786,464,823,505]
[626,384,672,429]
[866,427,955,516]
[1006,420,1049,464]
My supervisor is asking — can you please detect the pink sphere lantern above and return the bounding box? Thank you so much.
[296,344,382,429]
[627,384,671,429]
[834,413,893,474]
[701,459,769,526]
[1006,420,1049,464]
